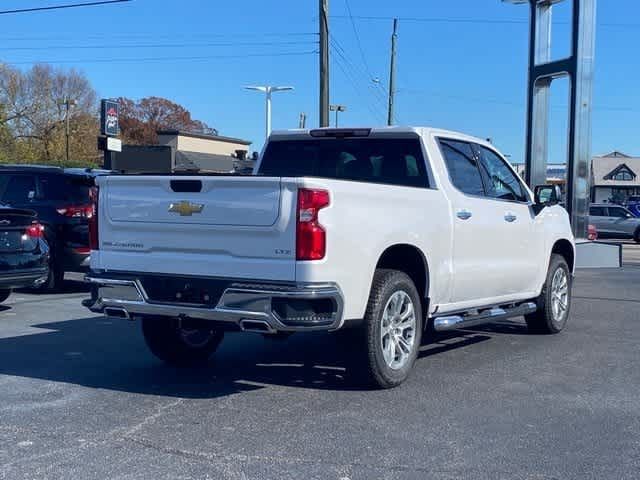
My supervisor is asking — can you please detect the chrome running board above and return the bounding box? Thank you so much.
[433,302,537,332]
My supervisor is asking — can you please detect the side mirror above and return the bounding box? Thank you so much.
[533,185,562,215]
[534,185,561,205]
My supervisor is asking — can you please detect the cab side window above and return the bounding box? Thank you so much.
[589,206,607,216]
[475,145,528,202]
[609,206,631,218]
[439,139,485,196]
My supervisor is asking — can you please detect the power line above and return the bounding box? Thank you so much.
[330,35,389,112]
[331,47,386,124]
[343,0,373,79]
[329,39,387,123]
[0,0,131,15]
[7,50,318,66]
[332,15,527,25]
[0,32,318,42]
[399,89,640,113]
[0,40,318,51]
[330,15,640,29]
[330,31,390,110]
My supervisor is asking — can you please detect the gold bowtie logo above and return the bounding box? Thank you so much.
[168,201,204,216]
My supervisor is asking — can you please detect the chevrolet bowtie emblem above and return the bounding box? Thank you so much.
[168,201,204,216]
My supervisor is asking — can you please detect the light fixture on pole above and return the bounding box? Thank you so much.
[329,104,346,127]
[57,97,77,164]
[244,85,294,140]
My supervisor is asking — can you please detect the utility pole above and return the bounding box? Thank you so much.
[299,112,307,129]
[387,18,398,126]
[329,104,346,127]
[57,97,76,164]
[245,86,294,141]
[319,0,330,127]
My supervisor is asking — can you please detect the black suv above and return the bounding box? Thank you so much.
[0,166,106,290]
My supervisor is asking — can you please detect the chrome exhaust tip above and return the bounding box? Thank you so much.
[239,319,276,334]
[104,307,131,320]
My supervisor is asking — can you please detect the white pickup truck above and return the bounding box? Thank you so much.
[84,127,575,388]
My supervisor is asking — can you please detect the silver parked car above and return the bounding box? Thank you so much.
[589,204,640,242]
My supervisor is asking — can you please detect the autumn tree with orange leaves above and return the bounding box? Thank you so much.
[117,96,216,145]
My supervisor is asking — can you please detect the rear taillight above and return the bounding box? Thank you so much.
[25,223,44,238]
[88,186,99,250]
[296,188,330,261]
[56,205,94,218]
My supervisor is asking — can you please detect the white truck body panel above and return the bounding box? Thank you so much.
[90,126,575,325]
[294,176,452,319]
[93,175,298,281]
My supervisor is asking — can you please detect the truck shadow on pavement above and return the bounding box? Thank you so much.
[0,316,526,396]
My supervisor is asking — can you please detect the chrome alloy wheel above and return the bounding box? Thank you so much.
[550,267,569,323]
[380,290,417,370]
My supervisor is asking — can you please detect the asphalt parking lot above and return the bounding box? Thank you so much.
[0,247,639,479]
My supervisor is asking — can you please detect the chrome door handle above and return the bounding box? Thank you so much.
[456,209,472,220]
[504,213,517,223]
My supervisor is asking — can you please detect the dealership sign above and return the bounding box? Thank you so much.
[100,99,119,136]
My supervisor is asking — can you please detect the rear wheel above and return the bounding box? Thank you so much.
[35,258,64,292]
[525,254,571,334]
[141,316,224,366]
[633,227,640,243]
[0,289,11,303]
[355,269,423,389]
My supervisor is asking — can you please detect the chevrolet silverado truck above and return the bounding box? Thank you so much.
[84,127,575,388]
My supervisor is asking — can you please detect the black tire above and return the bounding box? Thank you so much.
[525,254,572,334]
[141,316,224,367]
[0,289,11,303]
[355,269,423,389]
[633,227,640,243]
[36,259,65,292]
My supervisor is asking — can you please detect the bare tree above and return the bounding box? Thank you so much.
[0,63,99,165]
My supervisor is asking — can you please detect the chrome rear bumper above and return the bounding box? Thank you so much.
[84,275,344,333]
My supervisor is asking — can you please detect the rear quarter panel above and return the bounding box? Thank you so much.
[294,177,452,320]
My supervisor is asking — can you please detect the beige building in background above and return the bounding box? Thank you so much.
[157,130,251,157]
[113,130,253,173]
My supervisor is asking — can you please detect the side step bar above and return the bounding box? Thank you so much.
[433,302,537,332]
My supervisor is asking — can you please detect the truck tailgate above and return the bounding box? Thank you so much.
[93,175,298,281]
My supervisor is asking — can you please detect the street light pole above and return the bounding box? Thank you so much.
[265,88,272,139]
[244,86,294,141]
[57,97,77,164]
[329,104,346,127]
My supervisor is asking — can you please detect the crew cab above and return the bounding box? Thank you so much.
[84,127,575,388]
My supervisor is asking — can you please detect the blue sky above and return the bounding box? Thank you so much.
[1,0,638,163]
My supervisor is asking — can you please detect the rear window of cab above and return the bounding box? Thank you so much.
[258,138,430,188]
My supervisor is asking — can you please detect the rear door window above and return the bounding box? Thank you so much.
[39,175,90,203]
[438,139,485,196]
[589,206,607,216]
[1,175,37,204]
[258,137,430,188]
